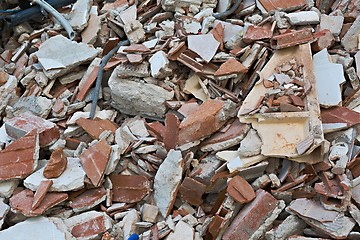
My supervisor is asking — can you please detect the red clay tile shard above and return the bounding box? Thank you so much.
[5,113,60,147]
[32,179,53,210]
[348,158,360,178]
[69,187,107,211]
[178,177,206,206]
[321,106,360,128]
[223,189,279,240]
[164,113,180,151]
[110,174,151,203]
[243,25,273,43]
[127,54,143,63]
[123,44,150,53]
[178,99,225,145]
[10,189,68,217]
[211,23,224,50]
[76,117,118,139]
[76,66,99,101]
[214,58,248,77]
[68,212,111,239]
[227,176,256,204]
[258,0,307,12]
[43,148,67,179]
[0,130,39,181]
[80,140,111,187]
[271,29,314,49]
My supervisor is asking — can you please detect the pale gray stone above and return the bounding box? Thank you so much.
[342,15,360,51]
[320,14,344,36]
[67,0,93,31]
[286,11,320,25]
[109,66,174,118]
[12,96,53,118]
[238,129,262,157]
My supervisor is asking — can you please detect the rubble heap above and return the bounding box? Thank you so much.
[0,0,360,239]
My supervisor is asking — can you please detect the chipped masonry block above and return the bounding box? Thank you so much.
[341,15,360,51]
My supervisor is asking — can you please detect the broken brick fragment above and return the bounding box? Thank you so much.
[43,148,67,179]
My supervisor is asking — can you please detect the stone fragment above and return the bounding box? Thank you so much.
[80,140,111,187]
[0,217,74,240]
[117,62,150,78]
[149,50,171,78]
[154,150,184,217]
[288,198,356,239]
[238,128,262,157]
[223,189,284,239]
[10,189,68,217]
[36,35,98,79]
[178,99,236,145]
[214,58,248,77]
[227,176,256,204]
[12,96,53,118]
[81,6,101,44]
[286,11,320,25]
[320,14,344,36]
[109,66,174,118]
[142,204,159,223]
[341,15,360,51]
[188,34,219,62]
[179,177,207,206]
[76,117,118,139]
[0,130,39,181]
[183,74,210,102]
[312,29,335,52]
[43,148,67,179]
[167,221,194,240]
[64,211,113,239]
[67,0,92,31]
[69,187,107,213]
[32,179,53,210]
[24,158,86,192]
[109,174,151,203]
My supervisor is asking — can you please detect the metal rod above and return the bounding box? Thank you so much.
[32,0,75,40]
[90,39,130,119]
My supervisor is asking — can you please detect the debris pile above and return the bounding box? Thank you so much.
[0,0,360,239]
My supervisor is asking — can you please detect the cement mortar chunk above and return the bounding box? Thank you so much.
[24,158,86,192]
[109,66,174,118]
[36,35,98,79]
[238,44,325,162]
[238,128,262,157]
[154,150,184,218]
[67,0,93,31]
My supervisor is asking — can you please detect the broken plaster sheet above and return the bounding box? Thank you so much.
[238,44,325,162]
[313,49,345,108]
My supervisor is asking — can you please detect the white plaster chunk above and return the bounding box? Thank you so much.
[67,0,92,31]
[142,204,159,223]
[238,129,262,157]
[320,14,344,36]
[36,35,98,79]
[166,221,194,240]
[149,51,171,78]
[154,150,184,217]
[286,11,320,25]
[188,34,220,62]
[313,49,345,107]
[0,179,19,198]
[122,209,140,240]
[24,158,86,192]
[341,15,360,51]
[0,216,74,240]
[105,145,121,175]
